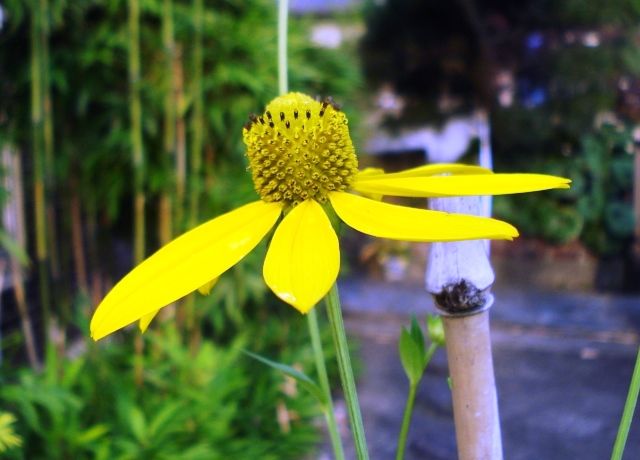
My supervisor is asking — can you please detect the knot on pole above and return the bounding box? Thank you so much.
[433,279,494,317]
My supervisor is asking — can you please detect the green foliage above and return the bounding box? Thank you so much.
[243,350,327,407]
[0,2,358,456]
[0,412,22,454]
[398,315,441,386]
[0,315,326,460]
[495,123,634,254]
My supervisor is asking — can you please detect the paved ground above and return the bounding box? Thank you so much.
[320,277,640,460]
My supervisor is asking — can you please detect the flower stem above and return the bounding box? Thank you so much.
[395,343,437,460]
[396,383,417,460]
[307,309,346,460]
[325,284,369,460]
[611,345,640,460]
[278,0,289,95]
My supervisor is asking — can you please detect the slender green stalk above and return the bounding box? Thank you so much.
[278,0,289,95]
[160,0,176,245]
[395,343,437,460]
[182,0,205,346]
[189,0,203,229]
[128,0,145,265]
[31,0,51,341]
[611,346,640,460]
[275,4,342,456]
[40,0,60,285]
[174,44,186,231]
[307,309,346,460]
[128,0,145,386]
[325,284,369,460]
[396,383,417,460]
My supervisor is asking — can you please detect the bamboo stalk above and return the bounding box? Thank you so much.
[2,148,39,368]
[40,0,60,285]
[189,0,204,229]
[159,0,176,245]
[426,196,502,460]
[184,0,204,341]
[442,312,502,460]
[31,0,51,342]
[128,0,145,386]
[174,44,187,231]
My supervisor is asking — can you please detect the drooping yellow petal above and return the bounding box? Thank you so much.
[329,192,518,241]
[352,173,570,198]
[91,200,282,340]
[356,163,492,180]
[198,277,219,296]
[139,277,220,333]
[139,310,159,333]
[263,199,339,313]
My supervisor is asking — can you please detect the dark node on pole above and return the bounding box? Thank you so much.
[434,279,488,315]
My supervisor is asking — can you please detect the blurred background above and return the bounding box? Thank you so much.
[0,0,638,459]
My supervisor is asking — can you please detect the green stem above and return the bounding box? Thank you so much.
[325,284,369,460]
[31,0,51,341]
[307,309,346,460]
[128,0,145,387]
[396,343,437,460]
[161,0,176,244]
[128,0,145,264]
[611,346,640,460]
[396,383,417,460]
[276,3,342,456]
[189,0,203,228]
[278,0,289,95]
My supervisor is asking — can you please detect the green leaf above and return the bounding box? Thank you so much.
[128,406,147,444]
[242,350,326,406]
[74,424,109,446]
[0,229,29,266]
[399,328,424,385]
[409,316,426,365]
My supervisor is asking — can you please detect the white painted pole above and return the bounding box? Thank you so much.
[426,196,503,460]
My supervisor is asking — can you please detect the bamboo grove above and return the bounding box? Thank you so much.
[0,0,362,366]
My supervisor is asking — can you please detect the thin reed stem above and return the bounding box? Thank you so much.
[307,309,346,460]
[128,0,145,387]
[325,284,369,460]
[31,0,51,341]
[611,346,640,460]
[278,0,289,95]
[395,343,437,460]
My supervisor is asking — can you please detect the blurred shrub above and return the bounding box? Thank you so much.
[494,123,634,254]
[0,306,337,460]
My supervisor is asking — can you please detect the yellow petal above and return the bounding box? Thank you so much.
[263,199,339,313]
[198,277,219,296]
[354,167,386,201]
[139,277,219,333]
[352,173,570,198]
[91,200,282,340]
[329,192,518,241]
[356,163,492,180]
[139,310,159,333]
[356,167,385,178]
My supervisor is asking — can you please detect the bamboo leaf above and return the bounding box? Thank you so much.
[243,350,327,406]
[0,229,29,266]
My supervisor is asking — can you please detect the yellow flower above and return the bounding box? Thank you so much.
[90,93,569,340]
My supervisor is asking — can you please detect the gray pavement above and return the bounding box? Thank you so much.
[326,277,640,460]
